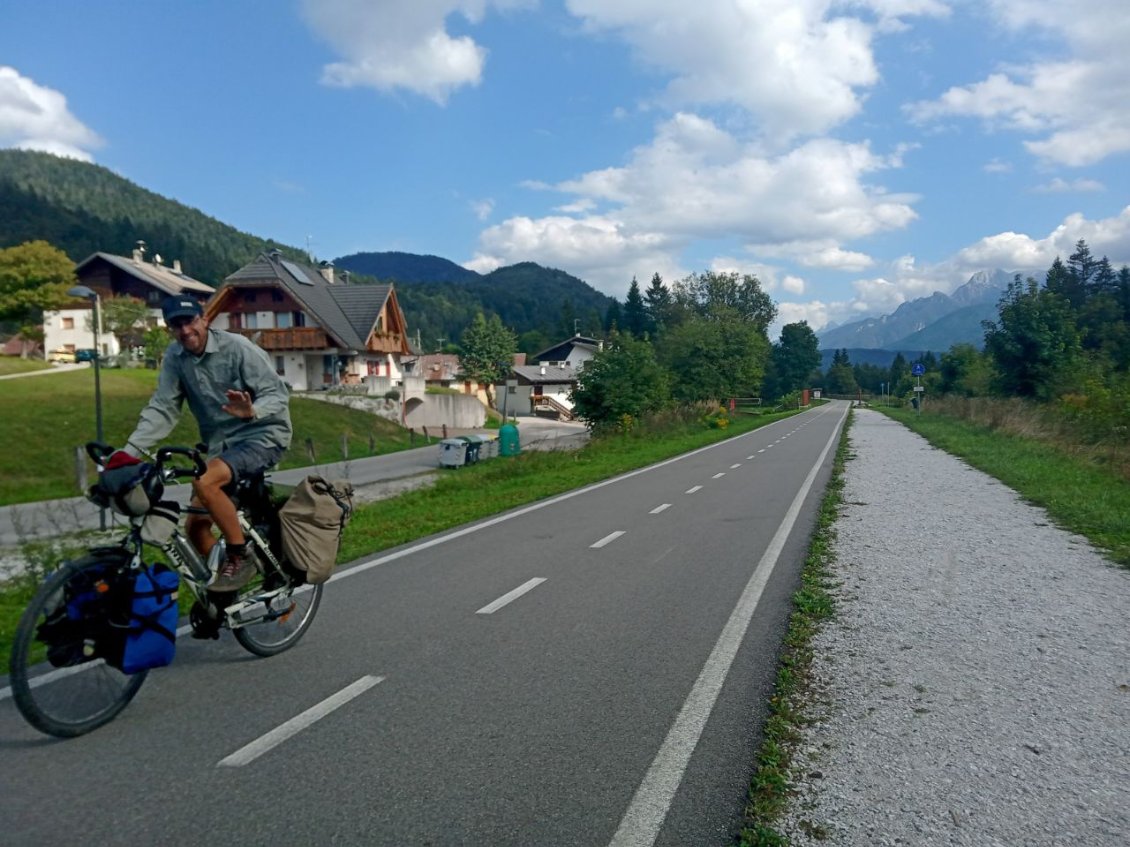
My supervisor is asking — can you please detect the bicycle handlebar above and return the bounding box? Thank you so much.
[85,441,207,479]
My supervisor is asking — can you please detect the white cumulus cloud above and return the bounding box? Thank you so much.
[564,0,946,141]
[0,66,101,161]
[476,113,915,292]
[907,1,1130,166]
[300,0,532,103]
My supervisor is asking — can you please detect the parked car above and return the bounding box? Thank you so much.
[48,348,76,363]
[75,348,98,362]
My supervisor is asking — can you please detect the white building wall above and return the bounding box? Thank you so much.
[43,308,124,357]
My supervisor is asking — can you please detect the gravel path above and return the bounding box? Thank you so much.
[778,408,1130,846]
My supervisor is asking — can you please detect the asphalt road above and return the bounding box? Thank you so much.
[0,402,847,846]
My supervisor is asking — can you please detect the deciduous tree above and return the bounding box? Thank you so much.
[569,332,670,430]
[459,312,517,409]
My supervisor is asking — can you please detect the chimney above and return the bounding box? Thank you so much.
[319,261,334,284]
[173,259,182,273]
[540,366,546,376]
[132,240,146,263]
[268,249,282,260]
[340,270,350,285]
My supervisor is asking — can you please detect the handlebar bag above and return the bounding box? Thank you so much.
[278,475,354,585]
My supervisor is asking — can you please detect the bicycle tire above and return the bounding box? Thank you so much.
[233,581,323,657]
[9,555,148,738]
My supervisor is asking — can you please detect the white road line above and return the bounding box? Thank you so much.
[712,472,725,479]
[591,530,626,549]
[685,485,702,494]
[757,449,766,453]
[730,464,741,469]
[476,577,547,614]
[650,504,672,514]
[217,675,384,767]
[607,404,846,847]
[747,455,756,460]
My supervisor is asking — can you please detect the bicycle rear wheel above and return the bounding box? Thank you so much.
[233,581,323,657]
[9,556,148,738]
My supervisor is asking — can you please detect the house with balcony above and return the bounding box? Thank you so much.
[508,335,602,420]
[43,247,213,359]
[205,251,412,392]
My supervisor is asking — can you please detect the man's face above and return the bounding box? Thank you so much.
[168,314,208,355]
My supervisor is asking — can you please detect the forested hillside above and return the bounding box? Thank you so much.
[0,150,306,282]
[0,150,615,352]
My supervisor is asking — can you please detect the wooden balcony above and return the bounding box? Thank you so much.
[231,327,328,350]
[366,332,408,354]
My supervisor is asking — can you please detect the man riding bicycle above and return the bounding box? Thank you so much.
[118,295,292,593]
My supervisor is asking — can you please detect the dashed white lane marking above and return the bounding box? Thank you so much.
[591,531,626,549]
[685,485,703,494]
[712,473,725,479]
[730,464,741,469]
[476,577,547,614]
[218,675,385,767]
[650,504,672,514]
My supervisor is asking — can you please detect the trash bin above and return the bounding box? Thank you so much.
[499,422,520,456]
[462,434,491,462]
[439,438,467,468]
[458,435,483,465]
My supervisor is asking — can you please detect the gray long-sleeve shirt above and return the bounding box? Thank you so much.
[126,328,292,458]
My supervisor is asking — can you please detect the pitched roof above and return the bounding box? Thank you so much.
[224,253,392,352]
[76,252,214,297]
[513,364,578,384]
[533,334,600,363]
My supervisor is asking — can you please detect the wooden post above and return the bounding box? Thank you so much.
[369,432,376,454]
[305,438,315,462]
[341,433,349,460]
[442,423,448,439]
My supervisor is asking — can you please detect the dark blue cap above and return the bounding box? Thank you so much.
[161,295,203,323]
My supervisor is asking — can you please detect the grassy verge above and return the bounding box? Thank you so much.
[0,357,52,376]
[738,410,849,846]
[1,406,806,666]
[0,368,419,505]
[880,405,1130,567]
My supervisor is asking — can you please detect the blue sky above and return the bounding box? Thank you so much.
[2,0,1129,334]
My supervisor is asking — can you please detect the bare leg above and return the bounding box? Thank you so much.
[191,458,246,549]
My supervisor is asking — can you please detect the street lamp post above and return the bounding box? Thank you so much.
[68,284,106,529]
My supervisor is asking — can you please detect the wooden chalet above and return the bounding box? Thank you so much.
[205,251,412,391]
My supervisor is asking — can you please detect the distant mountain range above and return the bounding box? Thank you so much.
[817,269,1037,353]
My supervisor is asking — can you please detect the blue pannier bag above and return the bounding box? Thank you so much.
[118,564,179,674]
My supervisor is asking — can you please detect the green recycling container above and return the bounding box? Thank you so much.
[498,422,520,456]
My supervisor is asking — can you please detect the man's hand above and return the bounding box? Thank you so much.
[222,389,256,420]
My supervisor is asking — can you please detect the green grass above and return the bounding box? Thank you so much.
[0,357,52,376]
[0,368,418,505]
[881,405,1130,567]
[737,411,848,846]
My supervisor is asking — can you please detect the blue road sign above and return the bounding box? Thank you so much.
[911,363,926,376]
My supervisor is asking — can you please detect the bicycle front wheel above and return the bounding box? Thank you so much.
[233,582,323,657]
[9,556,148,738]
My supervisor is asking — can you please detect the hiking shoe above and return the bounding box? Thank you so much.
[208,551,256,593]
